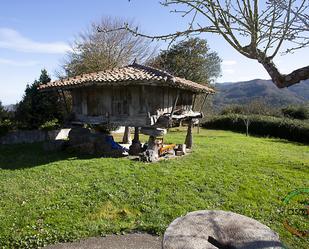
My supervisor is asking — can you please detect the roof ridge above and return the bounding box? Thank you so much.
[129,62,174,79]
[38,63,215,94]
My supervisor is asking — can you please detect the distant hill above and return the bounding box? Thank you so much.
[213,79,309,110]
[4,104,17,112]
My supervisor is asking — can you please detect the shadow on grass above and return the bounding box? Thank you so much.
[205,128,309,145]
[266,138,308,146]
[0,142,100,170]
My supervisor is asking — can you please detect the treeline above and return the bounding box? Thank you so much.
[203,101,309,143]
[0,70,65,136]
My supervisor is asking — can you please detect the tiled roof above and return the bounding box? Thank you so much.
[38,63,215,93]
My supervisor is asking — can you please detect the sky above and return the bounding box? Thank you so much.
[0,0,308,105]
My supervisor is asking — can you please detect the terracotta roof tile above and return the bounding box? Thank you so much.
[38,63,215,93]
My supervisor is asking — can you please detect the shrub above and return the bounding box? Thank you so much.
[282,106,309,120]
[91,124,120,134]
[0,119,14,136]
[202,114,309,143]
[39,119,60,131]
[220,105,244,115]
[220,101,281,117]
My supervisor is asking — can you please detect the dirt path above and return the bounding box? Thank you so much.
[43,233,162,249]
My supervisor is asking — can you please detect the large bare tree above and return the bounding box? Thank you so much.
[61,17,157,141]
[100,0,309,88]
[63,17,156,77]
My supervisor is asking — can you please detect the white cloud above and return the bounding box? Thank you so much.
[0,57,39,66]
[0,28,71,54]
[222,60,237,66]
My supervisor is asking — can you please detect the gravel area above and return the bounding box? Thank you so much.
[43,233,162,249]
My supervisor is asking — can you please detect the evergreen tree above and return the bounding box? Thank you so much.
[149,38,221,84]
[15,69,64,129]
[0,101,6,121]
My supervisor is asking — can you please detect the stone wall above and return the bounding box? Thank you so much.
[0,129,71,145]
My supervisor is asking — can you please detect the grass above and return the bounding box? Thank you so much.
[0,129,308,248]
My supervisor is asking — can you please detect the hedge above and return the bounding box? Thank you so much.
[281,106,309,120]
[202,114,309,143]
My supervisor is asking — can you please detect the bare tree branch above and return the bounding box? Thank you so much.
[102,0,309,88]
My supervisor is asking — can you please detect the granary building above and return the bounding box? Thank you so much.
[39,63,215,161]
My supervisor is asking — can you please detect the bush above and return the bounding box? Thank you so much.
[220,105,244,115]
[0,119,14,136]
[202,114,309,143]
[90,124,120,134]
[282,106,309,120]
[39,119,60,131]
[220,101,281,117]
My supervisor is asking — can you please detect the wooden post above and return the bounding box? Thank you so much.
[185,120,193,149]
[170,90,180,118]
[122,126,131,144]
[199,93,209,113]
[192,94,197,110]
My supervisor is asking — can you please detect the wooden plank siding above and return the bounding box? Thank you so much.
[71,85,194,127]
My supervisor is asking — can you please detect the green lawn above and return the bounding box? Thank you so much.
[0,129,308,248]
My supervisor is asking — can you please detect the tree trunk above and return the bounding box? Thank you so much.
[246,122,249,136]
[258,55,309,88]
[122,126,131,144]
[243,119,250,136]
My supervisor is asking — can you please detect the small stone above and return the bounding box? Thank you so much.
[178,144,186,155]
[175,151,184,156]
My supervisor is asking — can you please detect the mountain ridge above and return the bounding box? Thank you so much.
[213,79,309,110]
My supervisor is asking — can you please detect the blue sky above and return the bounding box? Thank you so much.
[0,0,308,105]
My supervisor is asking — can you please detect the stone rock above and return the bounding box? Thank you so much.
[43,140,67,152]
[179,144,186,154]
[67,128,125,156]
[70,142,96,155]
[175,144,186,156]
[140,149,158,162]
[163,210,283,249]
[95,138,113,154]
[68,127,91,146]
[140,127,167,137]
[140,136,160,162]
[175,150,184,156]
[129,142,142,156]
[102,149,125,158]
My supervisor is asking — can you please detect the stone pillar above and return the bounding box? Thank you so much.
[185,120,193,149]
[133,127,140,143]
[140,136,160,162]
[129,127,141,155]
[122,126,131,144]
[146,136,159,162]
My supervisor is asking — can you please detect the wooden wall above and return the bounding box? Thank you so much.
[71,85,193,127]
